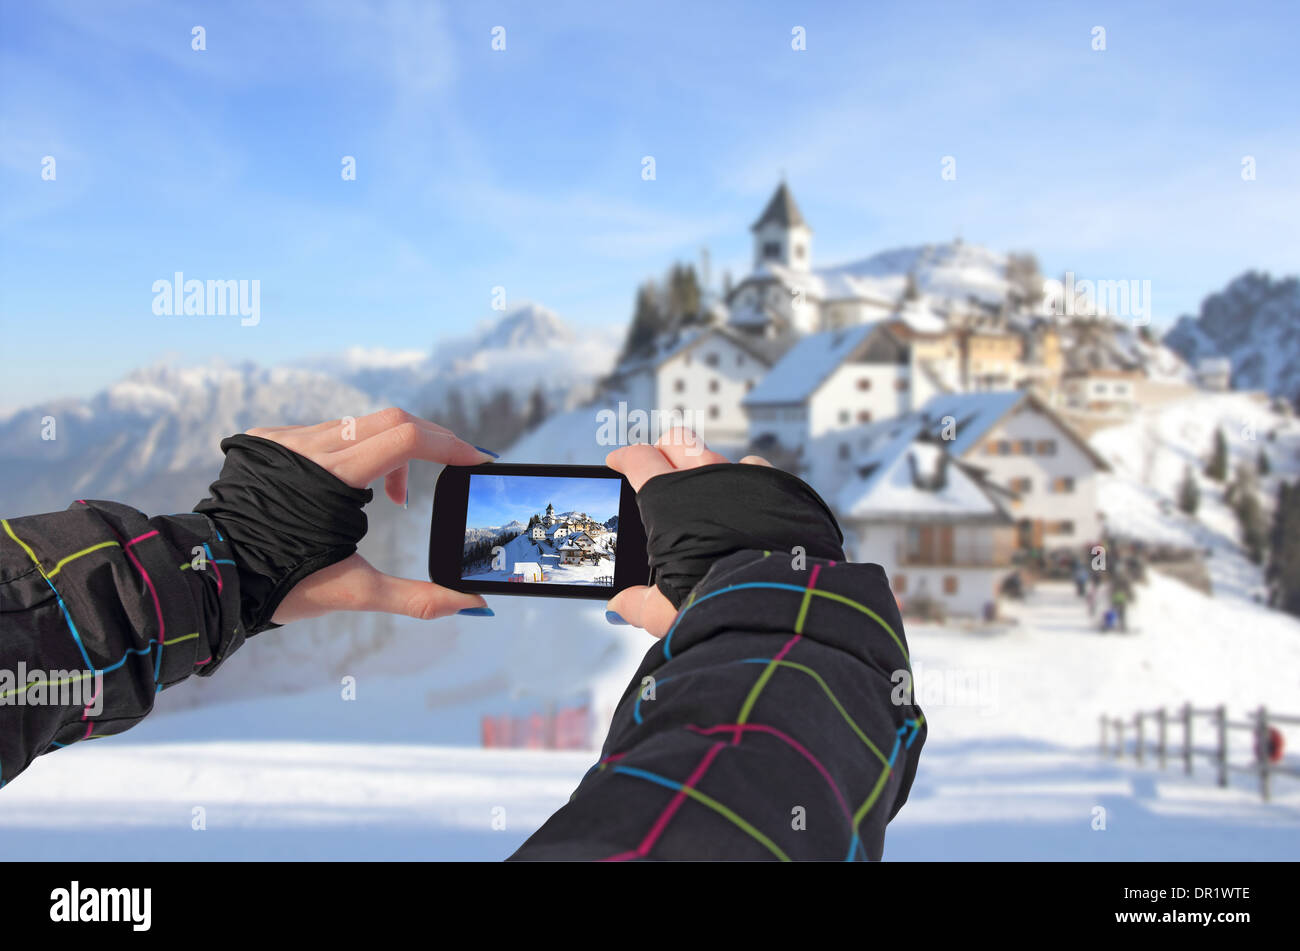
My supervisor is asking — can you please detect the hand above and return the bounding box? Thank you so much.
[604,428,772,638]
[241,408,495,624]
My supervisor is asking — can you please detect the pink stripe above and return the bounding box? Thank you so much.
[689,722,853,822]
[209,554,223,594]
[125,530,159,547]
[193,656,212,666]
[629,742,725,858]
[121,541,166,645]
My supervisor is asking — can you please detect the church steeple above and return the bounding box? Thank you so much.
[751,182,812,272]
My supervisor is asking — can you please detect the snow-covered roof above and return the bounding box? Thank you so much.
[916,390,1111,470]
[916,391,1027,456]
[609,325,775,377]
[836,422,1009,522]
[742,323,879,406]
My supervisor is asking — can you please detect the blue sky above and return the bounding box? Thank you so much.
[2,0,1297,409]
[465,473,621,530]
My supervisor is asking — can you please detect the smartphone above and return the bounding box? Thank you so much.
[428,463,649,600]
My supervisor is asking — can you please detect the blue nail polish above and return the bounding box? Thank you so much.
[605,610,629,625]
[403,488,409,509]
[474,446,500,458]
[458,607,495,617]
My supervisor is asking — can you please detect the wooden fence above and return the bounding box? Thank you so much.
[1100,704,1299,801]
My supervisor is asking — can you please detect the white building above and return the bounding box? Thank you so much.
[604,325,779,448]
[837,421,1016,618]
[744,322,917,492]
[1196,357,1231,392]
[915,391,1111,551]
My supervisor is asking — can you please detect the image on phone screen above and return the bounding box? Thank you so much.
[460,473,621,587]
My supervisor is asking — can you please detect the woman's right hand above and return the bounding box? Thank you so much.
[604,428,772,638]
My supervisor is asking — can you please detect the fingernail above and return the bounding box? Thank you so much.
[605,610,628,625]
[474,446,500,459]
[457,606,495,617]
[403,488,409,510]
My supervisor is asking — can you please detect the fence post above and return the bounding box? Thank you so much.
[1115,718,1125,759]
[1216,704,1228,788]
[1100,715,1108,756]
[1135,713,1144,765]
[1157,708,1167,770]
[1182,702,1193,775]
[1256,706,1271,802]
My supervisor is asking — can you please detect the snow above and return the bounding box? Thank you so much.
[4,571,1296,860]
[743,323,878,405]
[916,389,1027,456]
[839,425,1003,519]
[463,525,616,587]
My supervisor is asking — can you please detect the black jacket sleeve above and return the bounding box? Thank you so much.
[510,484,926,861]
[0,501,245,787]
[0,434,370,788]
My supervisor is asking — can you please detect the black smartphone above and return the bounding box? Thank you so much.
[428,463,649,600]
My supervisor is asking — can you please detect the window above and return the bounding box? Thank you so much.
[1017,439,1033,455]
[858,378,872,391]
[894,574,907,594]
[998,440,1012,455]
[1010,477,1033,493]
[763,241,781,259]
[674,379,685,393]
[943,575,958,595]
[1035,439,1057,455]
[709,379,719,393]
[794,244,805,260]
[1049,520,1075,535]
[857,410,872,423]
[709,405,720,419]
[896,379,908,391]
[705,353,719,368]
[1052,476,1075,493]
[839,410,850,424]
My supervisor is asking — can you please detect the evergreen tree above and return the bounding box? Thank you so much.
[1258,447,1271,477]
[1267,482,1300,615]
[618,280,669,361]
[1205,428,1229,481]
[1235,486,1267,564]
[525,385,548,430]
[1177,465,1199,515]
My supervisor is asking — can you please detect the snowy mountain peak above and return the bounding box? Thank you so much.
[471,303,576,352]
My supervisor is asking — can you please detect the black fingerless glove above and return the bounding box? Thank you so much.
[634,463,846,608]
[193,434,373,636]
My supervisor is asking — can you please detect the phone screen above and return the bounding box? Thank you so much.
[460,472,622,588]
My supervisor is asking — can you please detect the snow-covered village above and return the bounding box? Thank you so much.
[463,499,619,586]
[2,2,1298,876]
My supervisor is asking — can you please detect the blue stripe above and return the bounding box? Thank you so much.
[662,581,810,659]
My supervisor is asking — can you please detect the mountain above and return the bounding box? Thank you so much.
[1164,271,1300,400]
[297,302,618,416]
[0,305,615,515]
[0,362,379,515]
